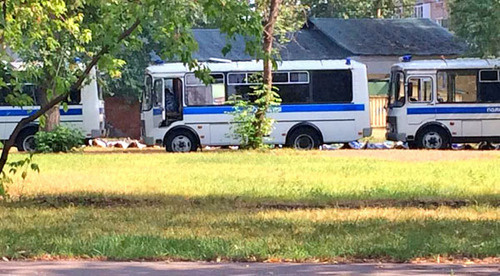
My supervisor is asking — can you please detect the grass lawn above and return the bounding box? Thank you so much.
[0,150,499,262]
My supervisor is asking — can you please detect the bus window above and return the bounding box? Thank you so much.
[388,71,404,107]
[407,77,432,103]
[67,88,81,105]
[437,70,477,103]
[185,73,224,106]
[275,84,310,103]
[290,72,308,83]
[142,75,153,111]
[437,72,448,102]
[479,70,500,103]
[153,79,163,107]
[312,70,352,103]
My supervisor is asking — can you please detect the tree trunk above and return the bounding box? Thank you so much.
[252,0,281,145]
[42,104,60,132]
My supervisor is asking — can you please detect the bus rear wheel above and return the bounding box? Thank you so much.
[16,127,38,152]
[417,126,450,150]
[287,128,321,150]
[165,130,198,153]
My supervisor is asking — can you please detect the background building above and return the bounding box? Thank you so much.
[410,0,449,28]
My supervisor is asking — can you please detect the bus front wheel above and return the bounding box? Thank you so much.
[287,128,321,150]
[416,126,450,150]
[165,130,198,153]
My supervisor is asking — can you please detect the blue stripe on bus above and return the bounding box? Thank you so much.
[183,104,365,115]
[407,106,500,115]
[0,108,83,116]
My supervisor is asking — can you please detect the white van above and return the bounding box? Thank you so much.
[386,58,500,149]
[141,59,372,152]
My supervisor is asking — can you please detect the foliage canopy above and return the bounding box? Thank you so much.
[449,0,500,58]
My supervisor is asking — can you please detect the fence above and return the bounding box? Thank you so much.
[369,96,387,128]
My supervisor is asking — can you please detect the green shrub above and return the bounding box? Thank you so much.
[35,126,85,153]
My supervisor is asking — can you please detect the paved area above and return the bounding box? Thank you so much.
[0,261,498,275]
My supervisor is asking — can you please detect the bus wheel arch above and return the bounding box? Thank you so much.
[415,123,451,150]
[163,126,200,152]
[16,124,39,152]
[286,123,323,150]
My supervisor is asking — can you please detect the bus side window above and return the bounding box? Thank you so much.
[312,70,353,103]
[479,70,500,103]
[437,72,448,102]
[437,70,478,103]
[68,88,81,105]
[185,73,224,106]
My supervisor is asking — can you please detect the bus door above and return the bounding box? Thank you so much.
[163,78,183,125]
[152,78,164,128]
[406,75,435,125]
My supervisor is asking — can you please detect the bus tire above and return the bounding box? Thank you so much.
[16,127,38,152]
[165,130,198,153]
[287,128,321,150]
[416,126,450,150]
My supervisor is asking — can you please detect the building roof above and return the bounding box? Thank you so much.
[191,28,351,62]
[308,18,467,56]
[168,18,467,63]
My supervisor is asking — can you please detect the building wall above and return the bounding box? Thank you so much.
[413,0,449,28]
[104,97,141,139]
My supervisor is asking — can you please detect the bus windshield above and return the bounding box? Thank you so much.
[388,71,405,107]
[142,75,153,111]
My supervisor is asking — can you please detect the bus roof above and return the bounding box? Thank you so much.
[146,59,365,75]
[392,58,500,71]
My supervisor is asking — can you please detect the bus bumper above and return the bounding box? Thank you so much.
[386,132,406,142]
[142,136,155,146]
[362,127,372,137]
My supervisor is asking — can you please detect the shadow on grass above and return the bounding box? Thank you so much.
[0,205,498,262]
[2,193,500,209]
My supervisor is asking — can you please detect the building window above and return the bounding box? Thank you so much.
[436,19,449,29]
[413,4,423,18]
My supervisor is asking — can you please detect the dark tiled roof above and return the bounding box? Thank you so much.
[309,18,467,56]
[191,28,352,61]
[192,29,253,61]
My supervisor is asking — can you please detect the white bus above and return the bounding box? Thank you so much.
[0,67,105,151]
[386,58,500,149]
[141,59,371,152]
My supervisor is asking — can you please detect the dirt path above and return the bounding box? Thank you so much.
[0,261,498,276]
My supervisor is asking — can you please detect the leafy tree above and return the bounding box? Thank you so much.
[449,0,500,57]
[303,0,415,18]
[241,0,306,149]
[0,0,261,174]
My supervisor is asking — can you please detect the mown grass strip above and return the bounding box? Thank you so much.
[0,205,498,261]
